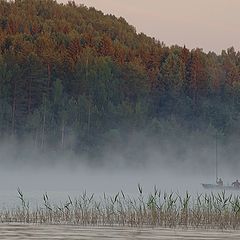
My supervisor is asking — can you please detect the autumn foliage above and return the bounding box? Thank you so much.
[0,0,240,153]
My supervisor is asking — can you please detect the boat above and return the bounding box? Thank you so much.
[201,133,240,191]
[202,183,240,191]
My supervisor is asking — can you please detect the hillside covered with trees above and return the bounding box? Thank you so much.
[0,0,240,158]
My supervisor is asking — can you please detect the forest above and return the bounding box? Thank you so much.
[0,0,240,159]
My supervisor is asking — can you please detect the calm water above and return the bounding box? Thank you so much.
[0,164,230,208]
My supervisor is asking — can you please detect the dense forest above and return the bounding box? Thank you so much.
[0,0,240,159]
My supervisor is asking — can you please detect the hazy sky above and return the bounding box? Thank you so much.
[58,0,239,53]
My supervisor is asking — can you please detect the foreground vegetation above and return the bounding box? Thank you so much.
[1,187,240,230]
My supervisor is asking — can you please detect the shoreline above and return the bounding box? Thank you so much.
[1,224,240,239]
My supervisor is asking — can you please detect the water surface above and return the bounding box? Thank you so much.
[0,164,235,208]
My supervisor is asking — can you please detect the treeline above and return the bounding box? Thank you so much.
[0,0,240,154]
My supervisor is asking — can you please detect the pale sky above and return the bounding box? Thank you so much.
[59,0,240,53]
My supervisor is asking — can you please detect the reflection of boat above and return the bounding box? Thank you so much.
[202,183,240,191]
[201,133,240,191]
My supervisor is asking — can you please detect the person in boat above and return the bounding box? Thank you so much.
[232,179,240,188]
[216,178,223,186]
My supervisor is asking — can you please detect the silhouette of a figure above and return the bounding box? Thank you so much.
[217,178,223,186]
[232,179,240,188]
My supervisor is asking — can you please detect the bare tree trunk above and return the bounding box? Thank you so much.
[28,77,32,114]
[86,55,91,139]
[87,102,91,138]
[41,97,46,150]
[47,63,51,95]
[34,129,38,148]
[11,79,17,136]
[61,119,65,150]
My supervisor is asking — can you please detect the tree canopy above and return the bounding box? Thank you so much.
[0,0,240,158]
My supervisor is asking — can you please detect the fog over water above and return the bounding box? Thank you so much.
[1,130,240,207]
[0,165,208,207]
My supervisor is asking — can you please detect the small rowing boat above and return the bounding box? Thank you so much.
[201,133,239,191]
[202,183,240,191]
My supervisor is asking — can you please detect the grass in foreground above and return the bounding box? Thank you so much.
[1,186,240,230]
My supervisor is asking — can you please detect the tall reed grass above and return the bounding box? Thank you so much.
[1,186,240,229]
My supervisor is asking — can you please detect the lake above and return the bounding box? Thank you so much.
[0,164,214,208]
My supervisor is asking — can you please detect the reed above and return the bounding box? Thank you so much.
[1,187,240,229]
